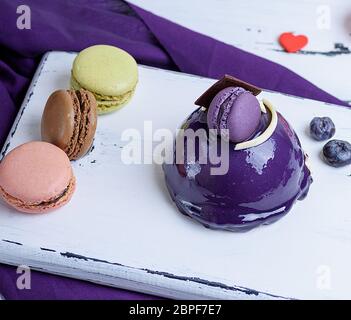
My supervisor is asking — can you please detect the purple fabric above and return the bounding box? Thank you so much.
[0,0,347,300]
[132,4,347,107]
[0,264,158,300]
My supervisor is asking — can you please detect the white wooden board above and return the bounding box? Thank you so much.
[0,51,350,299]
[129,0,351,104]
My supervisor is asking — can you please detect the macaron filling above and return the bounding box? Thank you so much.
[66,90,81,158]
[71,74,135,113]
[71,90,93,159]
[215,94,236,137]
[95,89,135,111]
[64,90,96,160]
[0,176,75,211]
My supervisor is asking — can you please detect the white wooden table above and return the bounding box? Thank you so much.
[129,0,351,104]
[0,52,350,300]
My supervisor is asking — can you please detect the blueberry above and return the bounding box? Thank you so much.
[310,117,335,141]
[323,140,351,167]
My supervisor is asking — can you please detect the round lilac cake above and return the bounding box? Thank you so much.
[163,100,312,231]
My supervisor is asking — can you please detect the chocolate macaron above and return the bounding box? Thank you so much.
[41,89,97,160]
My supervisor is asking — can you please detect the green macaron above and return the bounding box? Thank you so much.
[71,45,138,114]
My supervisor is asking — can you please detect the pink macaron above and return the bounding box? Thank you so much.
[0,141,76,213]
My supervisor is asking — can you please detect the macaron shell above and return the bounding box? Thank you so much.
[71,75,134,104]
[41,90,80,154]
[207,87,247,130]
[66,90,83,158]
[0,176,76,214]
[0,142,73,204]
[227,92,261,142]
[97,88,135,114]
[70,90,97,159]
[72,45,138,97]
[42,89,97,160]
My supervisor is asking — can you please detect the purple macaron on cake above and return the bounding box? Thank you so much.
[163,75,312,231]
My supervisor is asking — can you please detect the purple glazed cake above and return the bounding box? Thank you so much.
[162,75,312,231]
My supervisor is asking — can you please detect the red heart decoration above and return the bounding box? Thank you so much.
[279,32,308,53]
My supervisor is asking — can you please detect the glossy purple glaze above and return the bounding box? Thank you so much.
[163,107,312,231]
